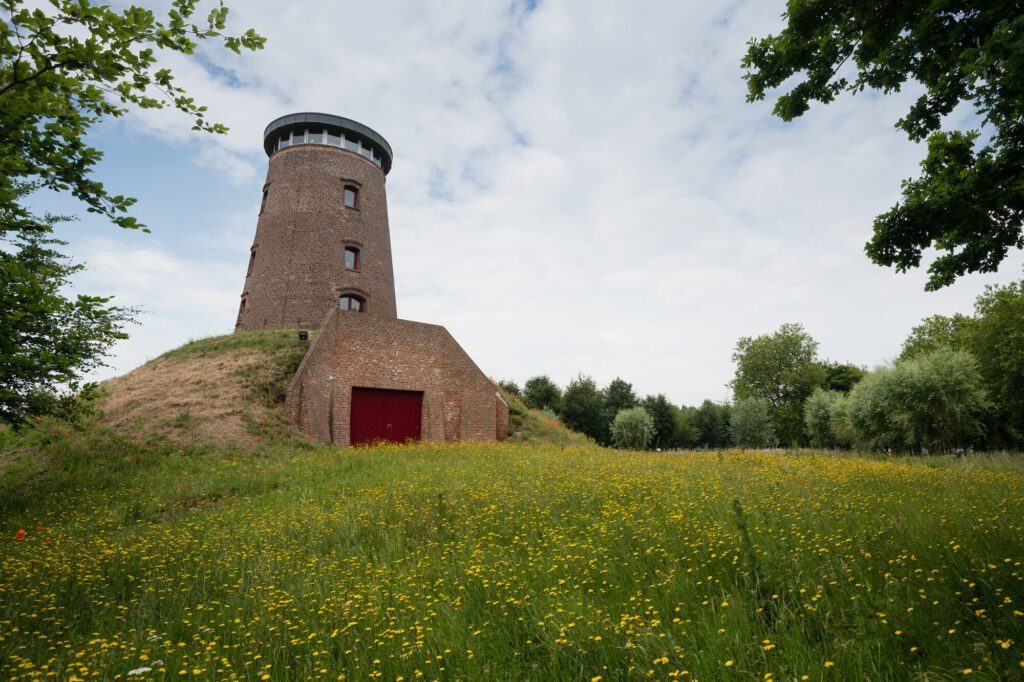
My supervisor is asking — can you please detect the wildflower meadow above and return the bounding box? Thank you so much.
[2,440,1023,680]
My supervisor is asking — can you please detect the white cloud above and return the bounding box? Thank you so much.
[77,0,1023,404]
[73,235,244,379]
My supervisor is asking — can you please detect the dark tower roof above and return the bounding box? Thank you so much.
[263,112,393,175]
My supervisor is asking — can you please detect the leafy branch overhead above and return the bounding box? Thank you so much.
[0,0,265,234]
[743,1,1024,290]
[0,1,263,423]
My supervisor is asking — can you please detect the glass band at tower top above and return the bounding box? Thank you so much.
[274,128,383,169]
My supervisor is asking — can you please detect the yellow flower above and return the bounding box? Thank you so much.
[962,669,973,675]
[725,660,734,667]
[824,661,834,668]
[591,677,602,682]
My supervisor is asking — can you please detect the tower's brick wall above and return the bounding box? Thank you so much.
[236,144,397,330]
[286,309,509,445]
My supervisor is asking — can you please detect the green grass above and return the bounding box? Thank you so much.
[499,387,587,445]
[157,329,312,361]
[1,425,1023,680]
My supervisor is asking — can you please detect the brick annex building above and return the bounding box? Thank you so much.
[235,112,508,446]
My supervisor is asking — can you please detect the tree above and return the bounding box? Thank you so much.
[968,280,1024,446]
[803,388,843,448]
[523,375,562,414]
[610,406,655,450]
[1,1,264,418]
[2,1,264,236]
[743,3,1024,290]
[730,323,824,445]
[691,400,731,448]
[896,281,1024,447]
[0,231,134,422]
[848,350,989,453]
[559,374,605,441]
[602,378,637,435]
[673,406,700,449]
[829,394,855,450]
[898,314,973,361]
[641,394,677,450]
[821,361,866,393]
[498,379,521,397]
[730,397,775,448]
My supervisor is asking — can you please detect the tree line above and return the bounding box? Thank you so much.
[503,280,1023,453]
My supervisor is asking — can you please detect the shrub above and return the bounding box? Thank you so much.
[804,388,843,448]
[730,397,776,448]
[523,376,562,413]
[848,350,989,452]
[610,407,655,450]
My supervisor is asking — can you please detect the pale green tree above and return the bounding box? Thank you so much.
[804,388,843,448]
[848,350,989,453]
[610,407,655,451]
[730,397,776,449]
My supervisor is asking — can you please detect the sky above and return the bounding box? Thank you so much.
[46,0,1024,406]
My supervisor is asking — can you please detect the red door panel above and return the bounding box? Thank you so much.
[350,388,423,445]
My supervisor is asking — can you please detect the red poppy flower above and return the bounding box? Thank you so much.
[14,529,26,542]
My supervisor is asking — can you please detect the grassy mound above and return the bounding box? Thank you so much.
[96,329,582,448]
[1,429,1023,680]
[498,386,588,445]
[97,329,312,447]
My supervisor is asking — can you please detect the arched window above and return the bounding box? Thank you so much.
[343,185,359,209]
[344,246,359,270]
[339,295,364,312]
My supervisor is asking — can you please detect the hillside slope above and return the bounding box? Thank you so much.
[98,329,310,446]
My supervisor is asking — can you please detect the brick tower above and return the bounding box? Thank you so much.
[234,112,509,446]
[236,113,397,330]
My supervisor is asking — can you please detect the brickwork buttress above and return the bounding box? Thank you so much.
[285,310,508,446]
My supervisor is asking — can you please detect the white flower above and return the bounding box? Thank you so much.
[127,667,152,676]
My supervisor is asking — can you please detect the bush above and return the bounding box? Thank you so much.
[610,407,655,450]
[730,397,776,448]
[560,375,605,441]
[848,350,989,452]
[804,388,843,448]
[829,394,855,449]
[523,376,562,413]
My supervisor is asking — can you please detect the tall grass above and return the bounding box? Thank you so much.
[1,431,1023,680]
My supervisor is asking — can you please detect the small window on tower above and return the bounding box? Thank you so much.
[260,188,268,214]
[291,129,305,145]
[343,185,359,208]
[339,295,364,312]
[247,250,256,275]
[344,246,359,270]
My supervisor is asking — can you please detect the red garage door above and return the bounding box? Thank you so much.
[350,388,423,445]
